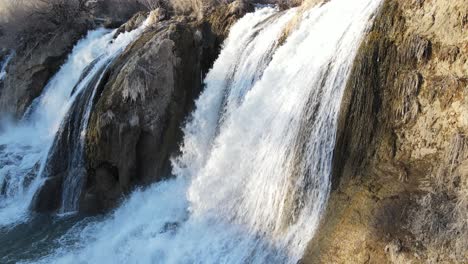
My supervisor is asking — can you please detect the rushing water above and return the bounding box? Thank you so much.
[0,51,14,81]
[0,19,151,227]
[0,0,383,263]
[46,58,113,214]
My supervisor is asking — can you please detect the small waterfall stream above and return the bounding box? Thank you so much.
[0,51,14,81]
[0,19,150,226]
[14,0,383,263]
[44,60,113,213]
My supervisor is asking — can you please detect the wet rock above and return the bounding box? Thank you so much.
[31,62,110,213]
[0,23,90,118]
[199,1,254,76]
[83,21,201,213]
[0,48,7,62]
[205,0,255,38]
[114,11,149,37]
[32,176,63,213]
[81,2,251,213]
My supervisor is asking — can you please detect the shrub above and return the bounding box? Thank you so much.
[409,134,468,262]
[0,0,93,49]
[0,0,304,50]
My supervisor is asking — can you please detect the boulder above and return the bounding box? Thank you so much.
[80,1,253,214]
[83,18,205,212]
[113,11,149,37]
[33,176,63,213]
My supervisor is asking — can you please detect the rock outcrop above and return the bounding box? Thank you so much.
[6,0,465,260]
[304,0,467,263]
[30,1,254,214]
[81,3,252,213]
[82,17,205,213]
[82,2,253,213]
[0,23,90,118]
[0,49,7,63]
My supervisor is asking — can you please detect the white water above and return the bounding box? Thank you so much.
[0,19,150,226]
[56,60,112,213]
[0,51,14,81]
[28,0,382,263]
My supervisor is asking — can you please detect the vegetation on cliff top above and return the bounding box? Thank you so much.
[0,0,307,50]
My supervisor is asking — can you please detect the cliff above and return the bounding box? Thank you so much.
[0,0,465,261]
[303,0,467,263]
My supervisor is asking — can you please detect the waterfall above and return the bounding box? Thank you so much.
[0,19,150,226]
[44,60,113,214]
[26,1,382,263]
[0,51,14,81]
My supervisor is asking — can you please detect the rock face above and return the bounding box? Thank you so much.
[32,61,110,213]
[0,24,89,118]
[0,49,7,63]
[304,0,467,263]
[82,18,204,213]
[81,4,252,213]
[29,1,252,214]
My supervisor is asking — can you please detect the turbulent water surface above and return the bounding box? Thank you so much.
[0,0,382,263]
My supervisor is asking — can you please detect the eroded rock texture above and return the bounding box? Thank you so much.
[30,1,252,214]
[304,0,467,263]
[82,18,204,213]
[69,2,250,214]
[0,24,89,118]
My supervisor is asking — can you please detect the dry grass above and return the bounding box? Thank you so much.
[95,0,146,21]
[0,0,94,49]
[0,0,201,48]
[0,0,305,50]
[409,134,468,262]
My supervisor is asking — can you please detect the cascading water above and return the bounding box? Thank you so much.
[45,60,113,214]
[0,19,151,226]
[0,51,14,81]
[21,0,382,263]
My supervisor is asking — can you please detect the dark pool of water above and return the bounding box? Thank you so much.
[0,213,100,263]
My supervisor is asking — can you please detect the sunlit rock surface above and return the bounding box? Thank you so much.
[304,0,467,263]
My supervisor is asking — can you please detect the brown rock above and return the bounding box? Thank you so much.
[0,23,89,118]
[29,1,252,215]
[303,0,468,263]
[32,176,63,213]
[81,2,250,213]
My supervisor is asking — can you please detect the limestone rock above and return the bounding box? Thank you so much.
[0,23,89,118]
[303,0,468,263]
[27,1,251,214]
[114,11,149,37]
[81,4,245,212]
[84,21,200,212]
